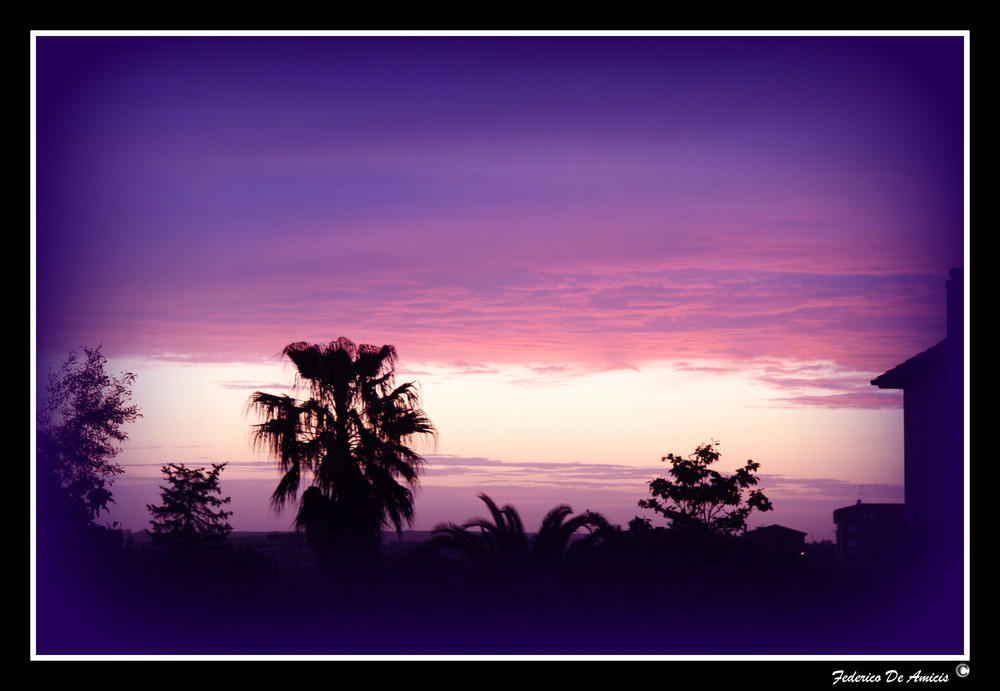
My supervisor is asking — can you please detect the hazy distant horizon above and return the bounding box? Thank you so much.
[106,453,905,543]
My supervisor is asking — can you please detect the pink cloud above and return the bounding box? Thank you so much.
[36,36,964,412]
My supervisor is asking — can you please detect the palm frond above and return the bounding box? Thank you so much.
[538,504,574,535]
[270,463,301,511]
[427,522,492,566]
[465,493,506,535]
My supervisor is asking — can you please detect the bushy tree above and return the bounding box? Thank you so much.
[638,441,772,537]
[147,463,233,548]
[36,346,141,524]
[248,338,436,570]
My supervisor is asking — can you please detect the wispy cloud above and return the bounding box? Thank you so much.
[126,444,214,451]
[214,380,290,391]
[425,454,657,489]
[49,264,951,390]
[753,474,904,503]
[742,358,906,409]
[765,392,903,410]
[421,455,904,500]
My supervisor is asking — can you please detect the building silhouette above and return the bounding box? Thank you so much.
[871,268,965,543]
[832,501,906,562]
[833,269,965,567]
[742,524,807,556]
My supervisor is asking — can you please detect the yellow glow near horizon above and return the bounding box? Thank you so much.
[110,356,904,490]
[410,360,904,485]
[112,358,293,478]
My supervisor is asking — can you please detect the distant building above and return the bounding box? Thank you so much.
[832,501,906,562]
[802,539,837,566]
[742,524,807,556]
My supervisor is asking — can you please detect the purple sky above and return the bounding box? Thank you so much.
[33,33,967,541]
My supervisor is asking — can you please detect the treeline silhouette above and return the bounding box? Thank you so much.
[34,341,962,655]
[36,502,949,655]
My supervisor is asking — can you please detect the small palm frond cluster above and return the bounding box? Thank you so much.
[427,493,609,574]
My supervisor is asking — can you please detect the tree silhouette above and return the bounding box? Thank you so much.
[147,463,233,549]
[427,493,609,575]
[36,346,142,525]
[35,346,143,655]
[248,338,436,570]
[638,441,772,537]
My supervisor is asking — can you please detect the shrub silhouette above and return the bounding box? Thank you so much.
[639,440,772,537]
[147,462,233,550]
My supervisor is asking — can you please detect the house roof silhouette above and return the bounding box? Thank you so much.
[870,339,950,389]
[744,524,807,538]
[871,267,963,392]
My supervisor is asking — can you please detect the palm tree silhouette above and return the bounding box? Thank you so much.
[248,338,436,570]
[532,502,609,569]
[427,493,609,575]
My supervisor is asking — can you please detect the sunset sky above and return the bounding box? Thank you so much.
[32,32,968,542]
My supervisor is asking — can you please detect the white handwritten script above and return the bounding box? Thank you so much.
[832,670,951,685]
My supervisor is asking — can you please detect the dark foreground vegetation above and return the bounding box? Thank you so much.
[34,342,963,656]
[35,516,963,656]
